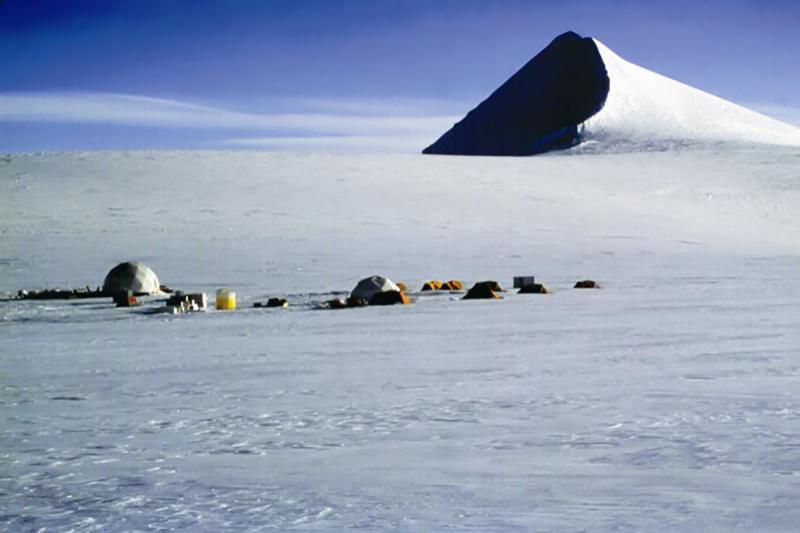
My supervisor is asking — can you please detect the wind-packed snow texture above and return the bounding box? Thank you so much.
[424,32,800,156]
[2,147,800,531]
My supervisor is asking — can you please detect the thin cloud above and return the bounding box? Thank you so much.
[271,96,472,117]
[0,92,458,136]
[220,135,437,153]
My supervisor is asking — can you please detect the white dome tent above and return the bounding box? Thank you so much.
[350,275,400,302]
[103,262,161,295]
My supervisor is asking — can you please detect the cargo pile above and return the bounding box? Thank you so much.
[6,262,604,315]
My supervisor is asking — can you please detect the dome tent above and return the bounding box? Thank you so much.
[350,275,400,302]
[369,290,410,306]
[441,280,464,291]
[103,262,161,296]
[421,280,443,291]
[463,281,503,300]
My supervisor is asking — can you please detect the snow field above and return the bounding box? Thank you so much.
[1,148,799,531]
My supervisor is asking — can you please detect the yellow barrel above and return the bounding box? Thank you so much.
[215,288,236,310]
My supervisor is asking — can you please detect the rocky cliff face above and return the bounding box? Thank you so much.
[423,31,609,156]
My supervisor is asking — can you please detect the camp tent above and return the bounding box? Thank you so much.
[350,275,400,301]
[369,290,411,306]
[421,280,443,291]
[463,281,503,300]
[103,262,161,295]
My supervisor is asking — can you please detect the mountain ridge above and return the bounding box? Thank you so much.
[424,31,800,156]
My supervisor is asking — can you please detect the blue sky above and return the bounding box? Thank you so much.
[1,0,799,152]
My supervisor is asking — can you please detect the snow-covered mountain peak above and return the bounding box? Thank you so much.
[424,32,800,156]
[584,38,800,148]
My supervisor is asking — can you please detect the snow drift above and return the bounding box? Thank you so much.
[423,31,800,156]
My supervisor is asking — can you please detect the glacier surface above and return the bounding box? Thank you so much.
[1,147,800,531]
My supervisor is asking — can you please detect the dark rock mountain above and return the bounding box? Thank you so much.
[423,31,609,156]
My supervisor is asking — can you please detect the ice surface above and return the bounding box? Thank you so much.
[1,147,800,531]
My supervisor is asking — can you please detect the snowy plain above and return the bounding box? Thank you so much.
[1,146,800,531]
